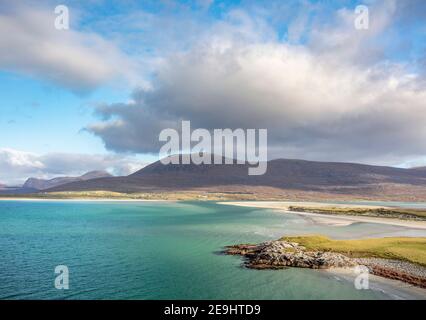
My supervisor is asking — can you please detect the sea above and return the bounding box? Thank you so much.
[0,200,425,299]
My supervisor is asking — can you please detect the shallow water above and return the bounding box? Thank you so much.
[0,200,425,299]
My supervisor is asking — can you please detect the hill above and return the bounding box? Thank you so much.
[23,170,112,190]
[44,156,426,201]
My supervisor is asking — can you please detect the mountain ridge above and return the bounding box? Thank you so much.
[23,170,112,190]
[44,156,426,200]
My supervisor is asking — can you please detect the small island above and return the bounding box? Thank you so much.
[224,235,426,288]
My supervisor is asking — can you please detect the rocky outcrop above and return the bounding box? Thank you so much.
[224,240,356,269]
[224,240,426,288]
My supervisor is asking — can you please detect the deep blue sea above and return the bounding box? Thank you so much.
[0,200,425,299]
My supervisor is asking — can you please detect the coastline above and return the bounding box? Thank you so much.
[219,201,426,230]
[0,198,172,202]
[1,198,425,298]
[324,268,426,299]
[4,198,426,228]
[224,237,426,291]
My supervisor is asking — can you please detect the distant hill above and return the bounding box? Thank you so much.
[0,181,38,194]
[44,156,426,200]
[411,166,426,175]
[23,170,112,190]
[0,186,38,195]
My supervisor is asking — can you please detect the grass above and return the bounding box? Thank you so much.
[288,206,426,220]
[0,190,258,201]
[280,235,426,266]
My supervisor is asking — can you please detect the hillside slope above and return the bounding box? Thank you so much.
[45,157,426,200]
[23,170,112,190]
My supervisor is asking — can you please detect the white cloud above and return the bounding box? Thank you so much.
[88,39,426,165]
[0,4,141,92]
[0,148,146,185]
[2,0,426,174]
[308,2,396,65]
[85,0,426,166]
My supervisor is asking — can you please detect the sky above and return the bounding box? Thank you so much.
[0,0,425,185]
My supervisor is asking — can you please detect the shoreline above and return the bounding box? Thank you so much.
[324,268,426,299]
[4,198,426,229]
[0,198,173,202]
[224,238,426,291]
[219,201,426,230]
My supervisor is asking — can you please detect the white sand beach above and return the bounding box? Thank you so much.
[219,201,426,230]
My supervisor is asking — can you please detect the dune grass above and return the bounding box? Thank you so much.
[281,235,426,266]
[288,206,426,220]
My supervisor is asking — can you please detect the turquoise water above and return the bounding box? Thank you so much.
[0,200,425,300]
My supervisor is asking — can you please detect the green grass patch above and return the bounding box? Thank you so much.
[288,206,426,220]
[281,235,426,266]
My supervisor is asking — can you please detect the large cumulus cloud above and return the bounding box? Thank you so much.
[88,42,426,164]
[80,0,426,165]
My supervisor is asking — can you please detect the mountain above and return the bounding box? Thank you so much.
[411,166,426,175]
[0,182,37,194]
[23,170,112,191]
[45,156,426,200]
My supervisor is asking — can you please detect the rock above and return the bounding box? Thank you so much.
[224,240,426,288]
[224,240,356,270]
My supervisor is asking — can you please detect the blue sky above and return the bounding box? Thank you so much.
[0,71,118,154]
[0,0,425,184]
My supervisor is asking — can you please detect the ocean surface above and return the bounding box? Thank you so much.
[0,200,425,300]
